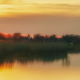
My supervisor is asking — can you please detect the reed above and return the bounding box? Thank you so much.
[0,42,68,55]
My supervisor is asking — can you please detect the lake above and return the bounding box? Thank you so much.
[0,53,80,80]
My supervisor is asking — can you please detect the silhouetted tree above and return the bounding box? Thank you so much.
[30,37,33,42]
[0,33,5,40]
[62,34,80,43]
[49,35,57,42]
[7,34,12,39]
[33,34,44,42]
[13,33,22,42]
[44,35,49,42]
[62,35,73,43]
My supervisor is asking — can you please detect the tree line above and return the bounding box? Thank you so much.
[0,33,80,44]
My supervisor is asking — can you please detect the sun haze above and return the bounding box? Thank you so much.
[0,0,80,16]
[0,0,80,35]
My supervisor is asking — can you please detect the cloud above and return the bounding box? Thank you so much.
[31,3,80,9]
[0,0,12,4]
[0,2,80,17]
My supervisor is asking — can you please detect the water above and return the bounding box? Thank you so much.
[0,53,80,80]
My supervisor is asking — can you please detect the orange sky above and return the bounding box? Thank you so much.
[0,0,80,17]
[1,33,62,39]
[0,0,80,35]
[0,15,80,35]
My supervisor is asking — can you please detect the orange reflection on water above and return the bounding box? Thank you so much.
[0,60,80,80]
[0,63,13,71]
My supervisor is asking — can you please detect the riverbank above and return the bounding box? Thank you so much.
[0,42,68,55]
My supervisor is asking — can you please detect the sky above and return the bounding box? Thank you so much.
[0,0,80,35]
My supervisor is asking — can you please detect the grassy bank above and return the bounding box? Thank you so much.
[0,42,68,55]
[68,43,80,52]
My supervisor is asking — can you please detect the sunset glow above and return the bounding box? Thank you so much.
[0,1,80,80]
[0,60,80,80]
[0,0,80,35]
[0,33,62,39]
[0,0,80,17]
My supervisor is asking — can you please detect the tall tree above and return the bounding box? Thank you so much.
[13,33,22,42]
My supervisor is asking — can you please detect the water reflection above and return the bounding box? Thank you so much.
[0,52,69,67]
[0,52,80,68]
[1,52,80,67]
[0,53,80,80]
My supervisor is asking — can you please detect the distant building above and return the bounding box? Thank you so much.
[28,34,30,42]
[21,34,30,42]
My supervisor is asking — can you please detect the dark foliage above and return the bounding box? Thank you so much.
[0,33,80,44]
